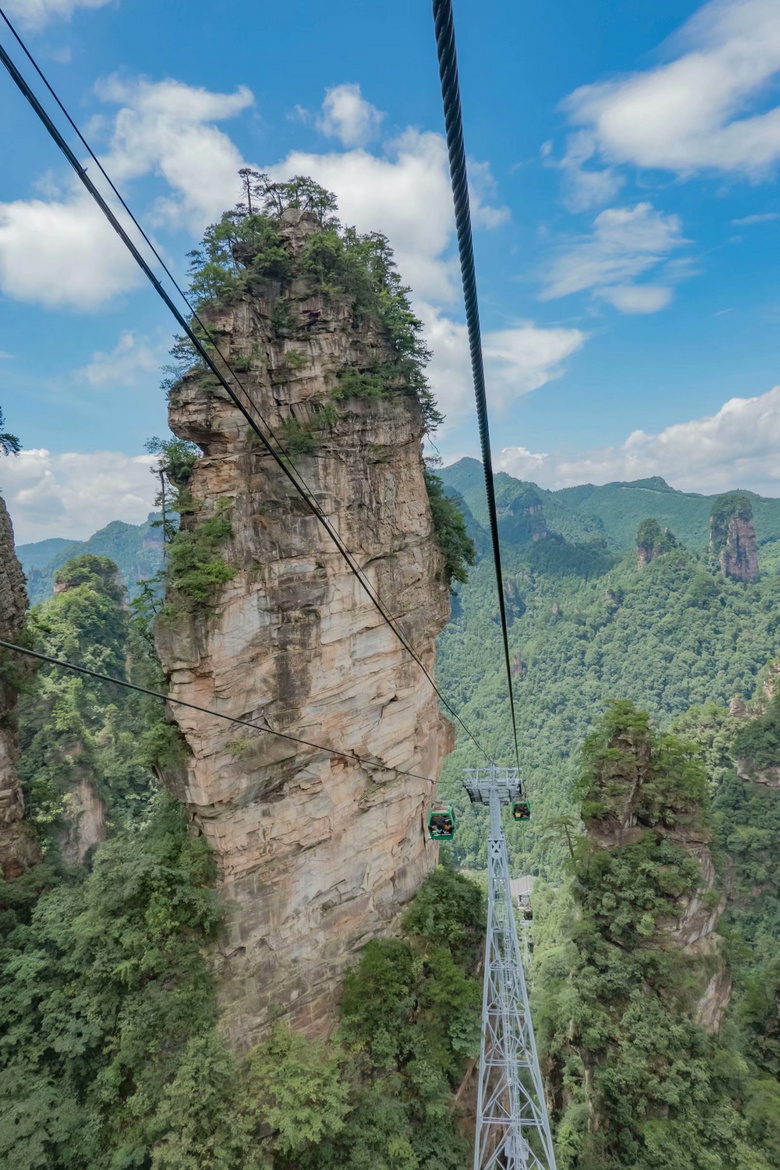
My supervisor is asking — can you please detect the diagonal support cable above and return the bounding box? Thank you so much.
[0,16,491,764]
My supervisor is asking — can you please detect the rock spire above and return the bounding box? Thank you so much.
[155,206,454,1048]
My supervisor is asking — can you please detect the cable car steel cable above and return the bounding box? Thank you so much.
[0,638,441,787]
[0,18,491,766]
[432,0,521,776]
[431,3,557,1166]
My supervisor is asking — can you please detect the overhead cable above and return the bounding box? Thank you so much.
[0,638,439,787]
[0,17,491,764]
[432,0,522,774]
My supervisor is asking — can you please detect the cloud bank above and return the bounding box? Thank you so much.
[560,0,780,208]
[541,202,686,312]
[494,385,780,497]
[2,448,156,544]
[3,0,113,30]
[0,78,253,310]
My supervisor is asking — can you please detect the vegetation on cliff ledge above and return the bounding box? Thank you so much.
[177,169,442,434]
[425,467,476,586]
[17,554,169,841]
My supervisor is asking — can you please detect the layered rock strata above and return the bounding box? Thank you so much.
[156,210,453,1050]
[0,496,37,879]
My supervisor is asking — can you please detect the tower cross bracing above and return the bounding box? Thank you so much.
[465,766,557,1170]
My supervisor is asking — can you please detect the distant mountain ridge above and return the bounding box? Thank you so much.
[17,514,164,604]
[439,457,780,561]
[19,464,780,607]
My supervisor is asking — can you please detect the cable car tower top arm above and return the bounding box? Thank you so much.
[465,768,557,1170]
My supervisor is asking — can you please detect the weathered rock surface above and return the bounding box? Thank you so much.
[736,760,780,788]
[156,211,453,1049]
[710,492,759,583]
[59,777,108,864]
[719,515,759,583]
[0,495,37,879]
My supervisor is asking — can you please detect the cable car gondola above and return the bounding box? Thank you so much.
[427,805,457,841]
[511,799,531,822]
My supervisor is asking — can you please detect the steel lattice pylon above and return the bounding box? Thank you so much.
[464,767,557,1170]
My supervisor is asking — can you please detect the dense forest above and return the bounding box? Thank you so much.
[6,485,780,1166]
[532,701,780,1169]
[0,560,485,1168]
[435,473,780,874]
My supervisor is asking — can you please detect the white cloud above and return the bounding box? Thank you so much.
[557,130,624,212]
[316,84,384,148]
[541,202,685,311]
[98,76,254,229]
[2,448,156,543]
[0,77,254,310]
[0,191,143,310]
[597,284,673,314]
[3,0,113,30]
[562,0,780,192]
[731,212,778,224]
[495,385,780,496]
[419,301,585,427]
[270,128,508,303]
[79,330,167,387]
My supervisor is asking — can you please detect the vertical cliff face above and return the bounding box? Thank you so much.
[155,207,453,1049]
[0,496,37,879]
[710,491,759,583]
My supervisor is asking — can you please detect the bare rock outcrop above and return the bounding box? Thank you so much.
[0,496,37,879]
[156,209,453,1049]
[710,491,759,583]
[635,517,679,569]
[60,777,108,864]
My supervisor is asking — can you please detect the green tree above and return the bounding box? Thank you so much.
[533,702,773,1170]
[246,1022,349,1158]
[17,554,164,838]
[424,468,476,587]
[0,404,21,456]
[145,435,201,544]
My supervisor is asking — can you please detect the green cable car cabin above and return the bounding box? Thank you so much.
[511,799,531,822]
[428,805,457,841]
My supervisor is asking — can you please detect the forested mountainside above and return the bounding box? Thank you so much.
[0,557,484,1166]
[21,458,780,613]
[21,459,780,609]
[436,483,780,873]
[440,457,780,556]
[17,514,163,605]
[532,699,780,1169]
[5,541,780,1166]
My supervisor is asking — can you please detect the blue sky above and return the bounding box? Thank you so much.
[2,0,780,541]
